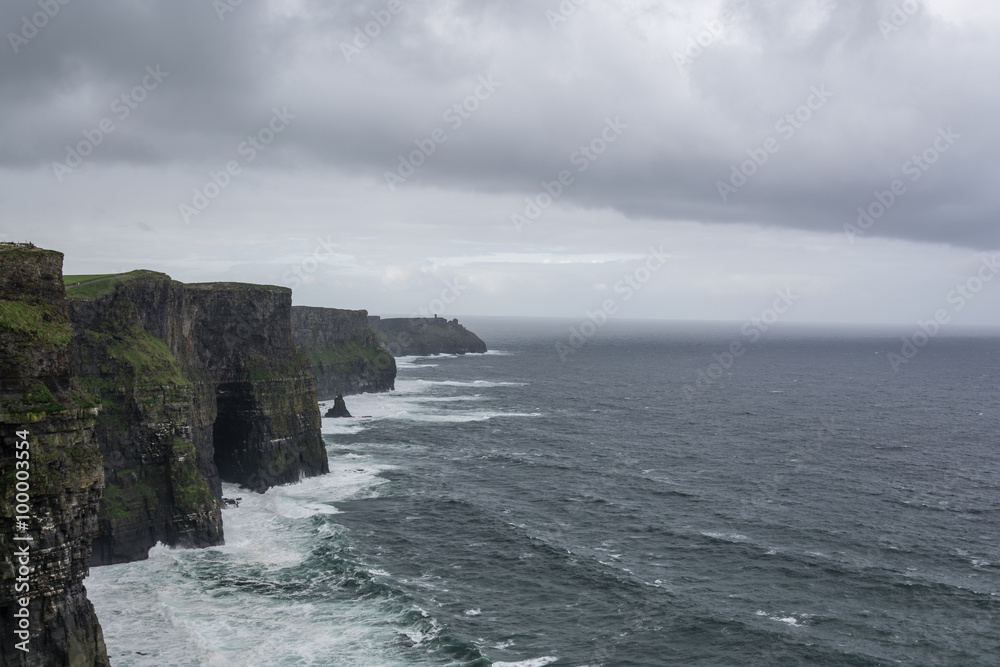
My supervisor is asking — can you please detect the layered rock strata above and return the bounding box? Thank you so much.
[368,316,487,356]
[0,244,109,666]
[291,307,395,398]
[66,272,328,566]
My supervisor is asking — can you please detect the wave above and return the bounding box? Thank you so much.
[493,658,559,667]
[755,610,808,627]
[85,451,497,667]
[701,531,751,543]
[394,353,460,366]
[387,410,542,423]
[410,379,527,388]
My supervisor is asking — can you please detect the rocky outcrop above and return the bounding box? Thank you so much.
[324,394,352,419]
[66,272,328,566]
[368,316,487,356]
[291,307,395,398]
[0,244,109,666]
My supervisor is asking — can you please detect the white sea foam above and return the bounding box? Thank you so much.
[320,420,367,435]
[701,531,750,543]
[86,453,415,667]
[394,410,541,423]
[412,379,527,388]
[320,384,536,427]
[395,353,459,367]
[493,658,559,667]
[756,610,805,627]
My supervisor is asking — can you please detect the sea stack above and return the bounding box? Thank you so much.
[325,394,352,418]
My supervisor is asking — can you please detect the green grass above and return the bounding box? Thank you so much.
[70,389,101,410]
[23,381,64,412]
[105,328,191,387]
[100,479,159,520]
[305,340,393,367]
[63,273,118,284]
[0,245,60,260]
[185,282,289,293]
[0,300,72,347]
[80,326,191,389]
[64,270,169,300]
[170,438,215,509]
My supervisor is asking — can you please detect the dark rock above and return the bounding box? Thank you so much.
[0,244,110,667]
[66,272,329,566]
[222,497,241,509]
[368,316,487,357]
[324,394,352,418]
[291,307,395,398]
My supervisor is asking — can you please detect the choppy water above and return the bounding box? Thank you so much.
[87,319,1000,666]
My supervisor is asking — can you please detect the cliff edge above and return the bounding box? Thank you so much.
[66,272,329,566]
[0,244,109,666]
[369,316,487,356]
[291,306,395,399]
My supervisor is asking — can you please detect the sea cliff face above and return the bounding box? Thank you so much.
[291,306,395,399]
[67,273,328,566]
[0,245,109,666]
[368,316,487,356]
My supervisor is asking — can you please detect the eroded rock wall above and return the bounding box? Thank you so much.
[291,306,395,399]
[368,316,487,356]
[0,244,109,667]
[67,275,328,566]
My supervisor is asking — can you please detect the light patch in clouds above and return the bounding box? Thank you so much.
[924,0,1000,25]
[1,0,999,325]
[426,252,651,268]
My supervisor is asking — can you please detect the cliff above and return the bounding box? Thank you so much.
[291,307,395,399]
[0,244,109,666]
[66,272,328,566]
[368,316,487,356]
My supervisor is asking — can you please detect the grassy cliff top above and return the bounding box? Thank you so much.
[64,270,171,300]
[63,271,289,299]
[0,242,62,258]
[185,281,290,293]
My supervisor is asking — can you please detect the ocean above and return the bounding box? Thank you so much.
[86,318,1000,666]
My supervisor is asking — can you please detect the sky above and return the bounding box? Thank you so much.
[2,0,1000,326]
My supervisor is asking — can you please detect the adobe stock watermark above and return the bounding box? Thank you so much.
[10,428,34,654]
[374,278,470,358]
[179,106,295,223]
[384,74,501,192]
[879,0,923,40]
[51,65,170,183]
[213,0,245,22]
[844,127,959,243]
[6,0,72,55]
[546,0,588,31]
[282,236,343,289]
[512,117,629,232]
[341,0,406,62]
[555,245,669,362]
[716,85,833,202]
[683,287,799,399]
[412,277,467,319]
[888,253,1000,371]
[673,0,750,74]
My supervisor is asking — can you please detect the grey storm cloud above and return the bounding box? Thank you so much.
[2,0,998,249]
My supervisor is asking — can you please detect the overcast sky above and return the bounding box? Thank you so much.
[3,0,1000,325]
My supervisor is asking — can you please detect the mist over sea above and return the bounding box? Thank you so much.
[87,318,1000,666]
